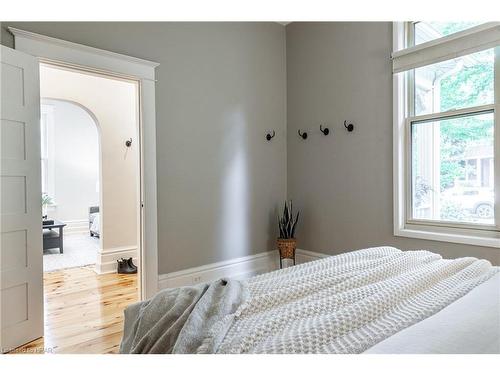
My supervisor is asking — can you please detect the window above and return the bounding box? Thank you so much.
[411,111,494,226]
[413,49,494,116]
[40,104,55,202]
[393,22,500,247]
[413,22,483,45]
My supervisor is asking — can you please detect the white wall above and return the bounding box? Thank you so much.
[40,65,139,270]
[43,99,99,232]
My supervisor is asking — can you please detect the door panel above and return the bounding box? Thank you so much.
[0,45,43,353]
[1,119,26,160]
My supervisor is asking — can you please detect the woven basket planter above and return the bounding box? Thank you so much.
[277,238,297,259]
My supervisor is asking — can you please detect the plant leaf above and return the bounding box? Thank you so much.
[291,211,300,238]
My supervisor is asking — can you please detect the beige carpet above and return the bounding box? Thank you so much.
[43,233,100,272]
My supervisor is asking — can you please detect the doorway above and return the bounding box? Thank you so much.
[39,63,141,276]
[35,62,142,352]
[1,29,158,353]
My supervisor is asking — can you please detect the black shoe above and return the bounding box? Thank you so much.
[127,257,137,272]
[117,258,137,274]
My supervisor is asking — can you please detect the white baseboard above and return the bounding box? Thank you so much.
[295,248,330,264]
[95,245,138,274]
[62,219,89,234]
[158,251,279,290]
[157,248,330,290]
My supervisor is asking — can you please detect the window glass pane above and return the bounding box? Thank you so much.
[40,113,48,158]
[40,110,50,196]
[414,49,494,116]
[414,22,483,45]
[41,159,48,194]
[411,111,494,225]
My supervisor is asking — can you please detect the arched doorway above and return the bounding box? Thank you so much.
[41,98,101,271]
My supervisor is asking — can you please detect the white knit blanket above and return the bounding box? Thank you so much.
[217,246,498,354]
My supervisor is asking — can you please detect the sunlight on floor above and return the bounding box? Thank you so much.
[11,267,137,354]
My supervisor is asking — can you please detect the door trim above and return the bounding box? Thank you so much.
[9,27,160,300]
[8,27,158,80]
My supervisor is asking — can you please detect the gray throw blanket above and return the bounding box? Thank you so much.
[120,279,247,354]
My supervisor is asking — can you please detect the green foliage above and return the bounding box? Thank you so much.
[439,115,492,191]
[436,47,493,191]
[439,161,462,190]
[413,177,433,207]
[412,23,494,196]
[440,200,467,222]
[278,201,299,239]
[440,65,493,112]
[42,193,53,207]
[428,22,481,38]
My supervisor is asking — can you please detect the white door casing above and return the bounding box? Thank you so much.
[0,45,43,353]
[9,27,160,300]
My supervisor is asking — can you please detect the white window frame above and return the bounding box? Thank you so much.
[393,22,500,248]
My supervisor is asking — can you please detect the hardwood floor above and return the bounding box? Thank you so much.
[12,266,138,354]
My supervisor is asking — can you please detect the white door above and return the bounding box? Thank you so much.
[0,45,43,353]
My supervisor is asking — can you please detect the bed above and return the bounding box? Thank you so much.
[120,246,500,354]
[89,206,100,238]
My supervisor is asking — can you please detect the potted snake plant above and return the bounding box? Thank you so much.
[277,200,299,267]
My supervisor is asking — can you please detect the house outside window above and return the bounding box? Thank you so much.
[392,22,500,247]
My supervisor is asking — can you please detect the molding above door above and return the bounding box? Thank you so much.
[8,27,159,81]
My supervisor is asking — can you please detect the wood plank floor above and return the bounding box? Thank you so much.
[12,266,138,354]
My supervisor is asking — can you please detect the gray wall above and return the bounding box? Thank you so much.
[2,22,497,272]
[286,22,499,265]
[1,22,287,274]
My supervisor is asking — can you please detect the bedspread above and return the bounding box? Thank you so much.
[217,246,498,353]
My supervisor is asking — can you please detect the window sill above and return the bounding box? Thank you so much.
[395,226,500,248]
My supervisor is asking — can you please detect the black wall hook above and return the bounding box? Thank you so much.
[320,124,330,136]
[298,129,308,139]
[125,138,133,147]
[266,130,276,141]
[344,120,354,132]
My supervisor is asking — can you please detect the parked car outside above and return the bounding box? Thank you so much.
[441,187,494,219]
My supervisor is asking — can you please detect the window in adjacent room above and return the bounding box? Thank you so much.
[392,22,499,247]
[40,103,55,201]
